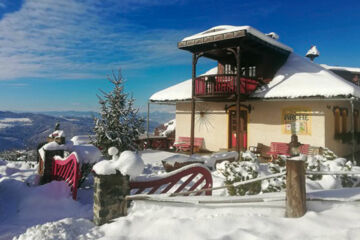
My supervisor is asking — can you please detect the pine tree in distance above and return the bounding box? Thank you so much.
[92,70,144,157]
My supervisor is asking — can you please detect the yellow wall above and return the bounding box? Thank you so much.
[248,101,326,148]
[176,102,228,151]
[175,100,360,157]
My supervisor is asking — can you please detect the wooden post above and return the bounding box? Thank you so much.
[350,99,356,164]
[190,53,197,154]
[235,46,242,153]
[285,158,306,218]
[147,101,150,139]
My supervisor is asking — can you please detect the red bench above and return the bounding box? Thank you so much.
[130,164,212,196]
[52,153,81,200]
[267,142,310,161]
[173,137,204,152]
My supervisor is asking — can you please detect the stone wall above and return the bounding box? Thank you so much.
[93,171,130,226]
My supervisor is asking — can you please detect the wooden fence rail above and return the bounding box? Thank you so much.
[306,171,360,175]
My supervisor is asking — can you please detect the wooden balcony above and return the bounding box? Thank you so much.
[195,74,259,97]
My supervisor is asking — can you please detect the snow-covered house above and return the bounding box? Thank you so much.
[150,25,360,158]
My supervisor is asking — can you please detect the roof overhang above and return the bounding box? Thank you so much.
[178,26,292,60]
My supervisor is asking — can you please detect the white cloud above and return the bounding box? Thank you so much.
[0,0,189,81]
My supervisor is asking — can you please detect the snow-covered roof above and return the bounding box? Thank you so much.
[150,54,360,102]
[181,25,293,52]
[321,64,360,74]
[149,67,217,102]
[252,53,360,99]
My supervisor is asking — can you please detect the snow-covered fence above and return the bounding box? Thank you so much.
[92,163,212,225]
[306,170,360,175]
[129,164,212,196]
[124,158,307,218]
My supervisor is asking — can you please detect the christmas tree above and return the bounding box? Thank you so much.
[92,70,144,156]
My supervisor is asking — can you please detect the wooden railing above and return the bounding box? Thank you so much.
[129,164,213,196]
[195,74,259,97]
[52,153,81,200]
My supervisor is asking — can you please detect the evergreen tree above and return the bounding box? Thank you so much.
[92,70,144,156]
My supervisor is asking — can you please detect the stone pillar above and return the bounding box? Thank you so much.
[93,171,130,226]
[285,158,307,218]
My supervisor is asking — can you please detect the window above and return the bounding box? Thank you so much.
[341,108,348,133]
[354,110,359,132]
[334,107,341,135]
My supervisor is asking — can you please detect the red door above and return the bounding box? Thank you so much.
[229,110,247,150]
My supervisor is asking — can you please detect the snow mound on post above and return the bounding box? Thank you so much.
[93,151,145,179]
[39,139,102,165]
[118,151,145,178]
[108,146,119,157]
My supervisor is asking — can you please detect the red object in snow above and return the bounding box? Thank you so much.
[51,153,81,200]
[130,164,212,196]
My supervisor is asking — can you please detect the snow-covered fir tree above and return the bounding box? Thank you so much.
[92,70,144,156]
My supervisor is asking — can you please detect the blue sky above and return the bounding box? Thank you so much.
[0,0,359,112]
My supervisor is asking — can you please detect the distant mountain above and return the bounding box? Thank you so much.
[0,111,94,151]
[37,111,99,118]
[40,110,175,133]
[139,111,175,132]
[39,110,174,124]
[0,110,175,151]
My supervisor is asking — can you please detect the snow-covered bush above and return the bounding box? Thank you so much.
[262,156,286,193]
[219,148,357,196]
[92,70,144,157]
[218,152,261,196]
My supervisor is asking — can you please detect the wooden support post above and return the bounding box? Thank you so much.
[147,101,150,139]
[190,53,197,154]
[285,158,306,218]
[350,99,356,165]
[235,46,241,153]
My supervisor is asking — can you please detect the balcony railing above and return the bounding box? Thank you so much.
[195,74,259,97]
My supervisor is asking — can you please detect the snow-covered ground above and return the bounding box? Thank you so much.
[1,151,360,240]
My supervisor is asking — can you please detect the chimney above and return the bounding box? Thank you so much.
[306,46,320,62]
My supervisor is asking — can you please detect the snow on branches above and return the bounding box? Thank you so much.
[92,70,144,156]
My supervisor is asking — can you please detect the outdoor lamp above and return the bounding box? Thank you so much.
[289,134,301,157]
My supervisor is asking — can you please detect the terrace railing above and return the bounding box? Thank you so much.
[195,74,259,97]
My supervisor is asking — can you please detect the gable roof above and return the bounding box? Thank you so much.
[150,54,360,103]
[252,53,360,99]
